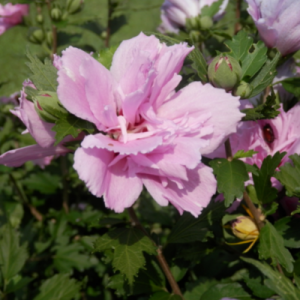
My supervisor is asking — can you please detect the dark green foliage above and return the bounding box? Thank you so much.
[281,77,300,98]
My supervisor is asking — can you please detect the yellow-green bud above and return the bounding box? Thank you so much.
[231,216,259,241]
[186,16,199,31]
[33,92,68,123]
[234,81,252,99]
[208,54,242,91]
[51,7,62,21]
[198,16,213,30]
[29,29,44,44]
[36,14,43,23]
[66,0,83,14]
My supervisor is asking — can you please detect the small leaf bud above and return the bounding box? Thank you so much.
[29,29,44,44]
[51,7,62,21]
[198,16,213,30]
[36,14,43,23]
[233,81,252,98]
[208,54,242,91]
[66,0,83,14]
[231,216,259,241]
[189,30,200,43]
[186,17,198,31]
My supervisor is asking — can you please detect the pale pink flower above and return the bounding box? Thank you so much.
[57,33,243,216]
[0,3,28,35]
[246,0,300,56]
[210,103,300,190]
[159,0,228,33]
[0,80,71,168]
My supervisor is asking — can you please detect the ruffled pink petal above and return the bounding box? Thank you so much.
[158,82,244,154]
[142,163,217,217]
[73,147,114,197]
[0,144,69,167]
[58,47,115,130]
[81,133,163,155]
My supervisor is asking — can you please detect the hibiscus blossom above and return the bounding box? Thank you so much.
[57,33,243,216]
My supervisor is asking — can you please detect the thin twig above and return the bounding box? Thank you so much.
[105,0,113,48]
[9,174,43,222]
[234,0,241,34]
[60,156,69,214]
[224,139,233,161]
[127,207,184,298]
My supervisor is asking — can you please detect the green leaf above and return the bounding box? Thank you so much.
[242,257,300,300]
[233,149,258,159]
[275,154,300,197]
[189,48,208,83]
[26,52,58,92]
[6,275,33,294]
[200,282,252,300]
[241,91,280,121]
[200,0,222,17]
[281,77,300,98]
[149,291,182,300]
[95,45,118,69]
[252,152,286,204]
[209,158,249,207]
[243,273,274,299]
[52,114,95,145]
[146,32,182,46]
[168,200,224,244]
[258,221,294,273]
[94,228,157,284]
[275,217,300,249]
[0,225,28,282]
[248,51,281,98]
[184,278,218,300]
[33,274,81,300]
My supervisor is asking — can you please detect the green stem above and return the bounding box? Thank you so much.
[127,207,184,298]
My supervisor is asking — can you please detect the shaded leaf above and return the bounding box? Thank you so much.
[275,217,300,249]
[200,0,222,17]
[233,149,258,159]
[281,77,300,98]
[149,291,182,300]
[189,48,208,83]
[209,158,249,207]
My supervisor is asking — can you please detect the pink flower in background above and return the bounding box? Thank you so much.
[210,103,300,190]
[57,33,243,216]
[0,3,28,35]
[0,80,71,168]
[246,0,300,56]
[159,0,228,33]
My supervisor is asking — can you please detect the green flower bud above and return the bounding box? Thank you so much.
[66,0,83,14]
[186,17,198,31]
[29,29,44,44]
[33,92,68,123]
[46,31,53,47]
[189,30,200,43]
[208,55,242,91]
[51,7,62,21]
[198,16,213,30]
[233,81,252,99]
[36,14,43,23]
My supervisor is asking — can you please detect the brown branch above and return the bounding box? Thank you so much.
[9,174,43,222]
[51,25,57,56]
[234,0,242,34]
[225,139,233,161]
[127,207,184,298]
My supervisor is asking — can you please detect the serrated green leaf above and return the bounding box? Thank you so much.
[189,48,208,83]
[52,114,94,145]
[33,274,81,300]
[243,273,274,299]
[258,221,294,272]
[24,86,38,101]
[248,51,281,98]
[0,225,28,282]
[149,291,182,300]
[241,91,280,121]
[94,228,156,284]
[242,257,300,300]
[275,154,300,198]
[200,282,252,300]
[281,77,300,98]
[168,200,224,244]
[6,276,33,294]
[146,32,181,46]
[275,217,300,249]
[209,158,249,207]
[252,152,286,203]
[184,278,218,300]
[233,149,258,159]
[26,52,58,92]
[200,0,222,18]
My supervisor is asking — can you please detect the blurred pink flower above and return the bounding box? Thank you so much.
[210,103,300,190]
[57,33,243,216]
[0,80,71,168]
[0,3,28,35]
[159,0,228,33]
[246,0,300,56]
